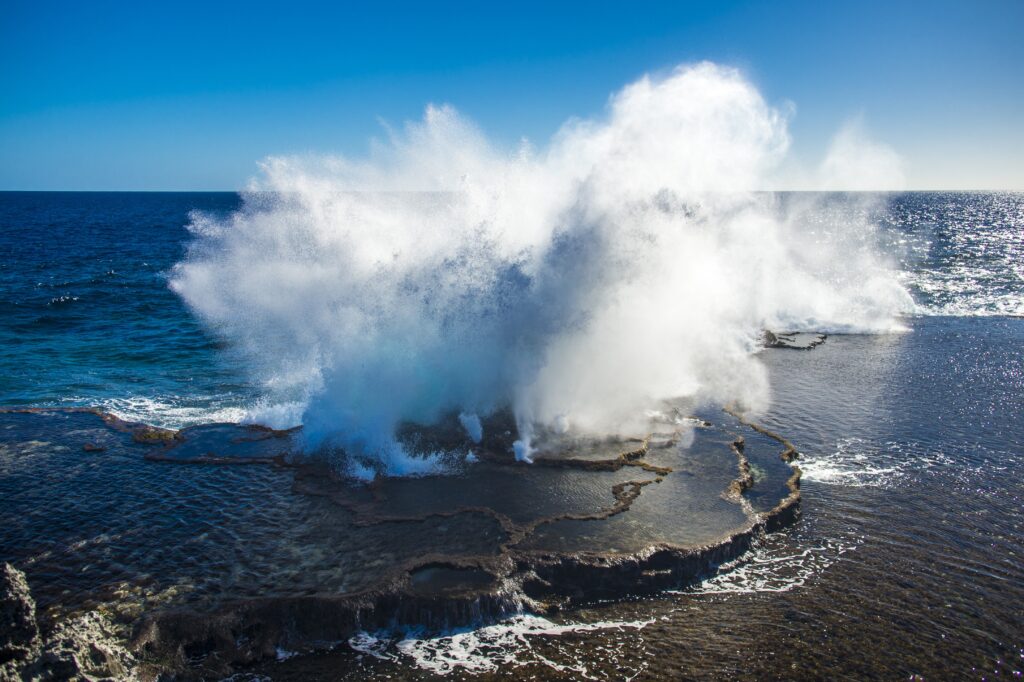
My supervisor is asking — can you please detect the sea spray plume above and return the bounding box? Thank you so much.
[170,62,913,478]
[818,117,906,191]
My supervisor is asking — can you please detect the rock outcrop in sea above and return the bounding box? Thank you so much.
[763,330,828,350]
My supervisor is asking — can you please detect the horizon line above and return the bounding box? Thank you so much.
[2,188,1022,194]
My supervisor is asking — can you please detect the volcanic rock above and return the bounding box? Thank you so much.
[1,563,39,679]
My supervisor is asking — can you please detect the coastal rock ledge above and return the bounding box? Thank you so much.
[0,406,802,680]
[1,563,137,682]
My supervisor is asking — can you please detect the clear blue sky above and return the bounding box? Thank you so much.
[2,0,1021,190]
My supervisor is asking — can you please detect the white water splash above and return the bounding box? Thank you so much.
[171,62,913,477]
[458,412,483,443]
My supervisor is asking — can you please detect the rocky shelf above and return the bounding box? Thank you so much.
[0,403,801,680]
[763,330,828,350]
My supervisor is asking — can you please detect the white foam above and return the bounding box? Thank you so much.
[78,395,248,430]
[347,632,396,661]
[799,437,955,488]
[681,534,861,595]
[53,394,307,432]
[351,614,653,677]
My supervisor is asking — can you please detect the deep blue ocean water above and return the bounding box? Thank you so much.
[0,192,254,425]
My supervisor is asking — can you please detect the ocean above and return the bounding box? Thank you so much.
[1,191,1022,679]
[0,192,251,425]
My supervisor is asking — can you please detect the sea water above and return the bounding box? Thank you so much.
[1,190,1022,678]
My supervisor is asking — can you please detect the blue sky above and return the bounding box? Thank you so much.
[1,0,1021,190]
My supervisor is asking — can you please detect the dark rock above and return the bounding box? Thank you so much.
[82,443,105,452]
[763,330,827,350]
[146,423,296,465]
[21,611,137,681]
[1,563,39,676]
[1,563,136,681]
[130,426,179,445]
[1,407,803,680]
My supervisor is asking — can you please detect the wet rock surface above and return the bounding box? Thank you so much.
[0,406,800,679]
[145,423,297,464]
[2,563,40,679]
[763,330,827,350]
[1,563,137,681]
[22,611,138,682]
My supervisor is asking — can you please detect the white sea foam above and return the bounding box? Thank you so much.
[350,614,653,677]
[170,62,913,477]
[680,534,861,595]
[49,394,306,432]
[62,395,248,430]
[799,437,955,488]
